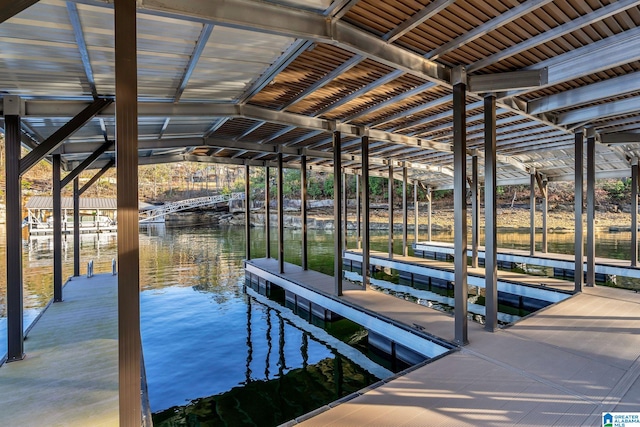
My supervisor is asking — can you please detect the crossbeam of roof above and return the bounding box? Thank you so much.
[66,2,97,98]
[342,82,437,123]
[426,0,555,60]
[282,54,363,110]
[528,72,640,115]
[17,100,453,156]
[174,23,213,102]
[467,0,640,72]
[239,39,313,103]
[383,0,457,44]
[557,96,640,126]
[508,26,640,98]
[601,133,640,144]
[129,0,451,84]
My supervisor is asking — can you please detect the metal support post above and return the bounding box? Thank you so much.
[301,157,308,270]
[334,131,343,296]
[471,155,479,268]
[115,0,141,423]
[4,99,25,361]
[277,152,284,273]
[73,178,80,277]
[53,154,63,302]
[484,94,498,332]
[342,170,347,250]
[453,75,468,345]
[265,166,271,259]
[402,165,408,257]
[414,181,419,244]
[542,179,548,253]
[530,172,536,256]
[574,129,584,292]
[427,187,432,241]
[632,159,638,267]
[388,164,394,258]
[586,132,596,286]
[356,174,361,250]
[362,135,370,290]
[245,164,251,261]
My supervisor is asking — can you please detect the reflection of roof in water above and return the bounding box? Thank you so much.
[25,196,117,210]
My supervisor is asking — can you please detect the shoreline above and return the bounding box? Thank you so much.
[166,207,635,233]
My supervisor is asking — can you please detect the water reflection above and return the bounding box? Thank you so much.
[2,223,640,422]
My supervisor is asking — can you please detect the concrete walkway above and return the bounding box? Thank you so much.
[0,274,118,427]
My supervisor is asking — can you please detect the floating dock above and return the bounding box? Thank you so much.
[414,241,640,282]
[0,275,120,426]
[244,257,640,426]
[295,284,640,426]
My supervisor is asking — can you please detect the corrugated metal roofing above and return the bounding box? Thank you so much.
[26,196,117,210]
[1,0,639,190]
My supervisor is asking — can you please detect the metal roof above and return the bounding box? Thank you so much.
[26,196,117,210]
[1,0,640,189]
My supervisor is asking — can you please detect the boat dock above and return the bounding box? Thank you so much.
[0,275,119,427]
[414,241,640,282]
[245,258,640,427]
[345,249,575,303]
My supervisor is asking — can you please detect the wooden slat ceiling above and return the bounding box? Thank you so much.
[1,0,639,189]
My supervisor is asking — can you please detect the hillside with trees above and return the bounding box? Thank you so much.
[0,134,636,214]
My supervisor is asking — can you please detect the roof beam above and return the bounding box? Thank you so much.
[528,72,640,115]
[19,98,113,175]
[328,0,359,21]
[133,0,450,84]
[556,96,640,126]
[174,23,213,102]
[281,54,363,110]
[66,2,98,98]
[507,26,640,98]
[0,0,38,23]
[600,133,640,144]
[342,82,437,123]
[366,93,450,128]
[468,69,547,93]
[19,100,452,155]
[427,0,555,60]
[311,70,403,116]
[383,0,457,44]
[238,39,313,103]
[467,0,640,72]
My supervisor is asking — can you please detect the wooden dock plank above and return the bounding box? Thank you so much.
[0,274,118,427]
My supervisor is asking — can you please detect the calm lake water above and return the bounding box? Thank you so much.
[0,223,638,426]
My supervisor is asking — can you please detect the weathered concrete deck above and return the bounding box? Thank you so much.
[245,258,640,426]
[0,274,118,427]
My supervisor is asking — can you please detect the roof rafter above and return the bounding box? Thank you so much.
[468,0,640,72]
[427,0,555,60]
[383,0,457,44]
[128,0,451,84]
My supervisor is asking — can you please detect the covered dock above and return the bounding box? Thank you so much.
[2,0,640,425]
[25,196,117,235]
